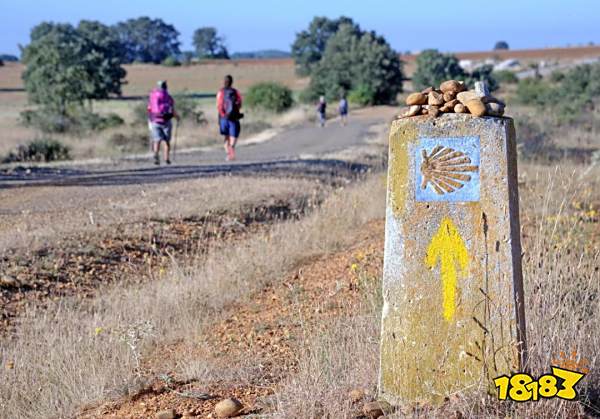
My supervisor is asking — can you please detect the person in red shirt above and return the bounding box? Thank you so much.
[216,75,243,161]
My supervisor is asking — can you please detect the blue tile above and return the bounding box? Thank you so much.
[415,136,480,202]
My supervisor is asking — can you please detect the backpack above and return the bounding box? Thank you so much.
[339,99,348,113]
[222,87,241,120]
[148,88,173,123]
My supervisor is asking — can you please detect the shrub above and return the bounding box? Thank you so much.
[3,138,71,163]
[549,70,565,83]
[518,63,600,117]
[108,131,149,152]
[172,93,208,124]
[493,70,518,84]
[77,111,124,131]
[347,84,375,106]
[515,78,553,106]
[245,82,294,112]
[413,49,499,92]
[162,56,181,67]
[20,108,124,133]
[20,109,76,133]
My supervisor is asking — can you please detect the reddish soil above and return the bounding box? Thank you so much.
[78,219,385,418]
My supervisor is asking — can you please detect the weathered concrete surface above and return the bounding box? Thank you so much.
[379,113,526,405]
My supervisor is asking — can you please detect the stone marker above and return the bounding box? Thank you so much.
[379,113,527,405]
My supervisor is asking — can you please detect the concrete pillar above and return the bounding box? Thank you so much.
[379,113,526,405]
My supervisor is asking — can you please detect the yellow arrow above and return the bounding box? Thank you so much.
[425,217,470,321]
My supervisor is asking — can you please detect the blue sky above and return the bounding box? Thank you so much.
[2,0,598,56]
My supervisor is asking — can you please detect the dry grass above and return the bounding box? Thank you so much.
[0,61,304,95]
[0,175,385,418]
[0,176,321,253]
[271,162,600,418]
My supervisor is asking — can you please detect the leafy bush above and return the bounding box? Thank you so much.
[21,108,124,133]
[77,111,124,131]
[3,139,71,163]
[347,84,375,106]
[162,56,181,67]
[493,70,518,84]
[515,78,553,106]
[412,49,498,92]
[20,109,76,133]
[172,94,207,124]
[549,70,565,83]
[108,131,149,152]
[245,82,294,112]
[519,63,600,112]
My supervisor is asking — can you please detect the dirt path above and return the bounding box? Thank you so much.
[0,107,395,189]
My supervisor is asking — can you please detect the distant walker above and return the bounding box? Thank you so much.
[217,75,243,161]
[147,80,179,165]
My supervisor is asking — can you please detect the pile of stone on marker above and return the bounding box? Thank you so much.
[399,79,505,118]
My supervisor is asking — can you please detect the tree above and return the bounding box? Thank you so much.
[21,22,126,115]
[193,27,229,59]
[291,16,359,76]
[77,20,127,98]
[0,54,20,62]
[307,23,403,104]
[412,49,465,91]
[114,17,180,63]
[494,41,510,50]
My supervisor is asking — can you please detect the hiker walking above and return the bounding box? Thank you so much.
[147,80,178,165]
[316,96,327,127]
[338,95,348,126]
[217,75,243,161]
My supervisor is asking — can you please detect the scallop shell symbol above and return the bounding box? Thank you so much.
[420,145,479,195]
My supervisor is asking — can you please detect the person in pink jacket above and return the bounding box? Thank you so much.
[147,80,179,165]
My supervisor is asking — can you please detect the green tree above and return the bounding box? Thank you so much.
[291,16,359,76]
[306,24,403,104]
[494,41,510,50]
[0,54,19,62]
[412,49,465,91]
[21,22,126,116]
[22,24,97,114]
[114,17,180,63]
[193,27,229,59]
[77,20,127,98]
